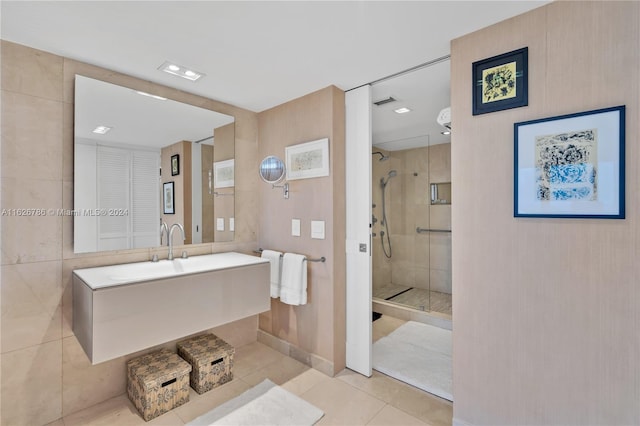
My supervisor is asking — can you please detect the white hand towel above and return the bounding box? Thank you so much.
[279,253,308,306]
[261,250,282,298]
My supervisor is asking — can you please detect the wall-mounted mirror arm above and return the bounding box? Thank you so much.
[259,155,289,199]
[271,182,289,199]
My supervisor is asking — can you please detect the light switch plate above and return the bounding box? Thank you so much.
[216,218,225,231]
[311,220,325,239]
[291,219,301,237]
[229,217,235,232]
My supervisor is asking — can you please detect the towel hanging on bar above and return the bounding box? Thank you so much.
[279,253,308,306]
[261,250,283,298]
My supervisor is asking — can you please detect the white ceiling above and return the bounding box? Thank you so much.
[1,1,549,151]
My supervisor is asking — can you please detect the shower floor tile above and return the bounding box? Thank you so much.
[373,282,412,300]
[387,288,452,316]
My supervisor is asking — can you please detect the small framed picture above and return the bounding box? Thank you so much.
[285,138,329,180]
[213,159,235,188]
[171,154,180,176]
[163,181,175,214]
[514,105,625,219]
[472,47,528,115]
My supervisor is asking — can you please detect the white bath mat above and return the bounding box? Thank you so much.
[186,379,324,425]
[373,321,452,401]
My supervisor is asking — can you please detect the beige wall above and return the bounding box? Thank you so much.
[452,2,640,425]
[0,40,261,425]
[201,144,215,242]
[257,86,346,375]
[213,122,235,242]
[161,140,192,244]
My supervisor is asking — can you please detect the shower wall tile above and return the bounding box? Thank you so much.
[429,233,452,271]
[429,143,451,183]
[392,234,415,264]
[1,261,63,353]
[415,236,430,265]
[430,268,452,294]
[414,266,430,290]
[430,204,452,231]
[391,261,415,287]
[1,90,63,180]
[415,203,430,227]
[1,340,63,426]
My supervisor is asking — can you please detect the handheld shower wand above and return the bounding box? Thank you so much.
[380,170,396,258]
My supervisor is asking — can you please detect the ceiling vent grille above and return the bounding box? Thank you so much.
[373,96,397,106]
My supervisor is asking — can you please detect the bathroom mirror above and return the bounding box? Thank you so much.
[73,75,235,253]
[259,156,286,184]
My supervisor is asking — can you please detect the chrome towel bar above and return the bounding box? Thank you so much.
[254,248,326,263]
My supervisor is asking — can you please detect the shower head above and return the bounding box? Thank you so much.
[380,170,397,188]
[372,151,389,162]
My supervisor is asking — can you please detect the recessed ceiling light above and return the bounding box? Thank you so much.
[394,107,411,114]
[158,61,205,82]
[92,125,112,134]
[441,130,451,135]
[135,90,167,101]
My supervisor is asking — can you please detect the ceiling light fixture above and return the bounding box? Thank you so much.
[158,61,204,82]
[394,107,411,114]
[92,125,112,134]
[135,90,167,101]
[441,130,451,135]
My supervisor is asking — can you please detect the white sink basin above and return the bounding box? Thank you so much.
[74,252,268,289]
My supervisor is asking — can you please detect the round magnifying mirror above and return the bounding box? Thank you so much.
[259,155,286,184]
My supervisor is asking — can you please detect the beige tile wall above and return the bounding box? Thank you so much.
[0,40,261,425]
[372,144,451,295]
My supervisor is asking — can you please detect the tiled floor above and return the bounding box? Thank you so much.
[50,327,452,426]
[387,289,452,316]
[373,282,453,317]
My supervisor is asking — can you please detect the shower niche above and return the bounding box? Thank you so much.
[430,182,451,205]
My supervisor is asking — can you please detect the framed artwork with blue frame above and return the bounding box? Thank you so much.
[473,47,528,115]
[514,105,625,219]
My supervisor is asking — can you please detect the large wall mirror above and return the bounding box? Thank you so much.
[73,75,235,254]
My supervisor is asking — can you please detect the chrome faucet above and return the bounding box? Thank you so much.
[160,222,169,245]
[168,223,186,260]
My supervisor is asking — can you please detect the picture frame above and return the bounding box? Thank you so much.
[213,159,235,188]
[163,181,175,214]
[514,105,625,219]
[171,154,180,176]
[472,47,528,115]
[285,138,329,180]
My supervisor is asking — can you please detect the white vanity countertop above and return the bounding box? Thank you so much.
[73,252,269,290]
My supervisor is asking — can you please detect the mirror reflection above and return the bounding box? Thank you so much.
[259,156,286,184]
[73,75,235,254]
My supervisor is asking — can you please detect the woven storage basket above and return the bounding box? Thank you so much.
[177,333,235,394]
[127,349,192,421]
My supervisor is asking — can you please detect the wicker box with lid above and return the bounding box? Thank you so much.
[177,333,235,394]
[126,349,192,421]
